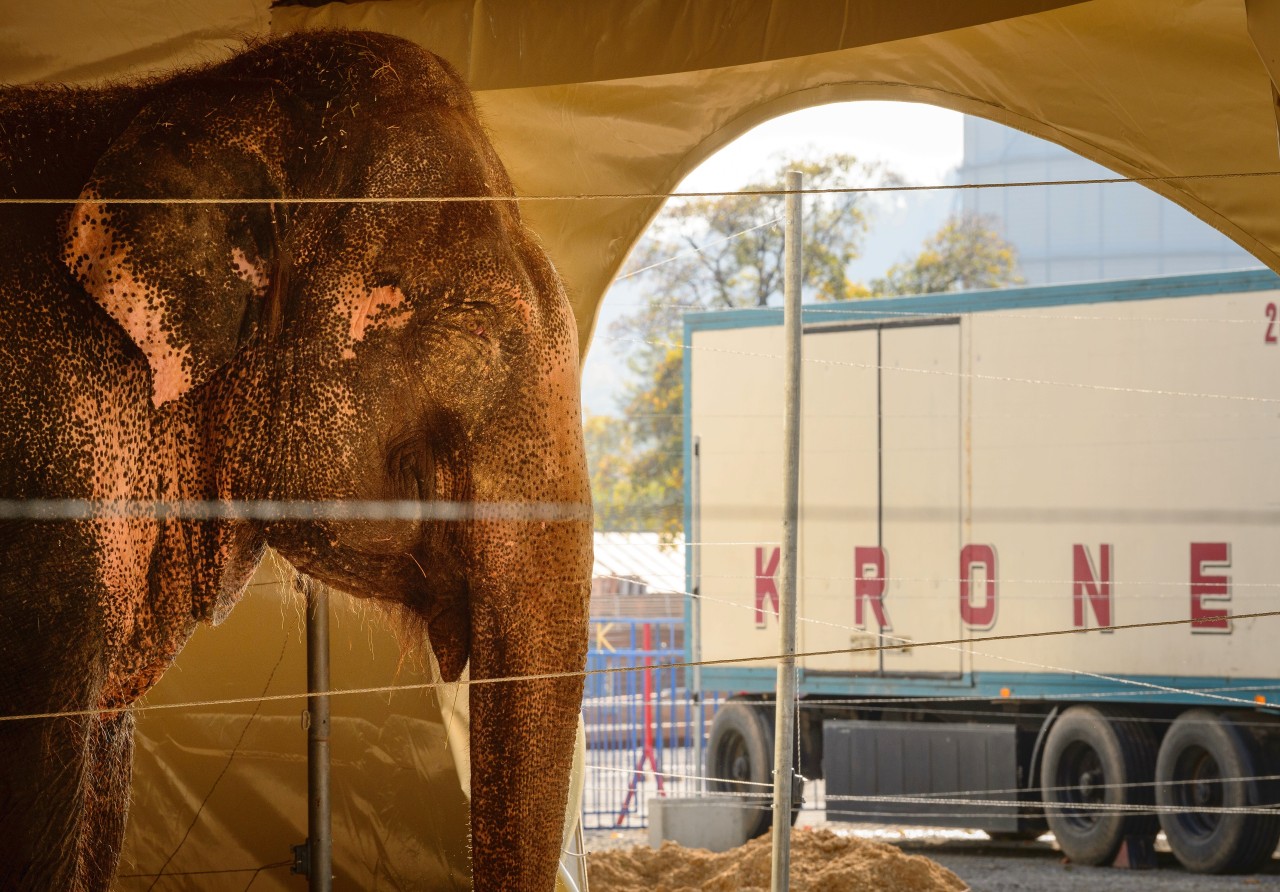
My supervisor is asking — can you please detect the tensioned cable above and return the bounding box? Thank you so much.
[117,861,293,880]
[6,607,1278,724]
[634,571,1280,593]
[597,408,1276,420]
[144,636,289,891]
[826,792,1274,817]
[587,588,1280,810]
[584,762,1280,806]
[579,768,1280,820]
[602,292,1279,326]
[582,693,1280,729]
[7,169,1280,206]
[1,366,1271,715]
[604,334,1280,403]
[590,540,779,547]
[584,759,1280,819]
[15,167,1278,839]
[590,501,1280,523]
[592,437,1280,457]
[594,571,1278,709]
[0,497,590,522]
[586,576,1280,809]
[597,561,1280,594]
[615,217,782,281]
[618,791,1280,818]
[582,689,1280,724]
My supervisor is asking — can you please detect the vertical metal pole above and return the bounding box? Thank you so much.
[691,435,704,793]
[306,582,333,891]
[770,170,803,892]
[643,622,654,766]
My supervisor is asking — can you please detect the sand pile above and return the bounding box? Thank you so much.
[586,828,968,892]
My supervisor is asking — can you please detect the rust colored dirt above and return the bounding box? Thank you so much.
[587,828,969,892]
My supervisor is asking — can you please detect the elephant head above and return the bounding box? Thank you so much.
[58,31,591,890]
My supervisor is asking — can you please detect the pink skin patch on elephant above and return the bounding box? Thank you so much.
[230,247,269,298]
[65,199,193,407]
[342,282,409,360]
[515,297,532,325]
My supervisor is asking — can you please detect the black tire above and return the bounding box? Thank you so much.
[1040,705,1158,865]
[1156,709,1280,874]
[706,701,802,838]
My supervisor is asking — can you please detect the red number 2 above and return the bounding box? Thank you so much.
[1267,303,1278,345]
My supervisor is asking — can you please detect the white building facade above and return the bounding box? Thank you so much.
[957,117,1260,285]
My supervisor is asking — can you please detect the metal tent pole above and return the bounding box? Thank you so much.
[691,435,704,792]
[770,169,803,892]
[292,580,333,891]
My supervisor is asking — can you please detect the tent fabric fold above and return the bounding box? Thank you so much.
[272,0,1280,349]
[1247,0,1280,152]
[4,1,1278,349]
[117,564,473,891]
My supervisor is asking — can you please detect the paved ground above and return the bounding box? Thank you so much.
[582,770,1280,890]
[898,835,1280,891]
[583,821,1280,890]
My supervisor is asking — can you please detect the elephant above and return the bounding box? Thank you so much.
[0,29,592,891]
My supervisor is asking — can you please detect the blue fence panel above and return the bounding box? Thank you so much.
[581,617,722,829]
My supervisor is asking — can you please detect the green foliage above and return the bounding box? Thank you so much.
[585,347,685,537]
[870,212,1023,296]
[619,153,898,313]
[586,158,1022,536]
[590,153,891,534]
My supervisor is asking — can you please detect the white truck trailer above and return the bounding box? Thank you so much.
[685,268,1280,873]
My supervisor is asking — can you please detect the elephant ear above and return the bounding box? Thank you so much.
[64,80,296,407]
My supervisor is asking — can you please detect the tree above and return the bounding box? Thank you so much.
[592,154,894,534]
[870,213,1022,296]
[583,414,647,531]
[618,153,896,318]
[583,348,682,535]
[587,159,1022,535]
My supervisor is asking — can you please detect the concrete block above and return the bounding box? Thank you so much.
[647,795,767,852]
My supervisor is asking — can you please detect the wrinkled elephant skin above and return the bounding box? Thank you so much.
[0,31,591,892]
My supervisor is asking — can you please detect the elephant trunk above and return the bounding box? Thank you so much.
[468,531,589,889]
[465,322,592,890]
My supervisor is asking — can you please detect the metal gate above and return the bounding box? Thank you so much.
[581,617,720,829]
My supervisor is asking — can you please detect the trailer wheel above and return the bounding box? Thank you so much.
[1156,709,1280,874]
[1040,706,1157,865]
[706,702,802,839]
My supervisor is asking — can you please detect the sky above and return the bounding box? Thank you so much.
[677,101,964,194]
[581,101,966,416]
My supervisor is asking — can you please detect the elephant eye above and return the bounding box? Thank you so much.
[443,300,496,341]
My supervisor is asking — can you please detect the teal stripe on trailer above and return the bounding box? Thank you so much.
[700,666,1280,708]
[681,268,1280,336]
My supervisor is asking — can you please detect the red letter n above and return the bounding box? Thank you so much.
[754,546,780,628]
[855,546,890,631]
[1073,544,1113,630]
[1191,542,1231,633]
